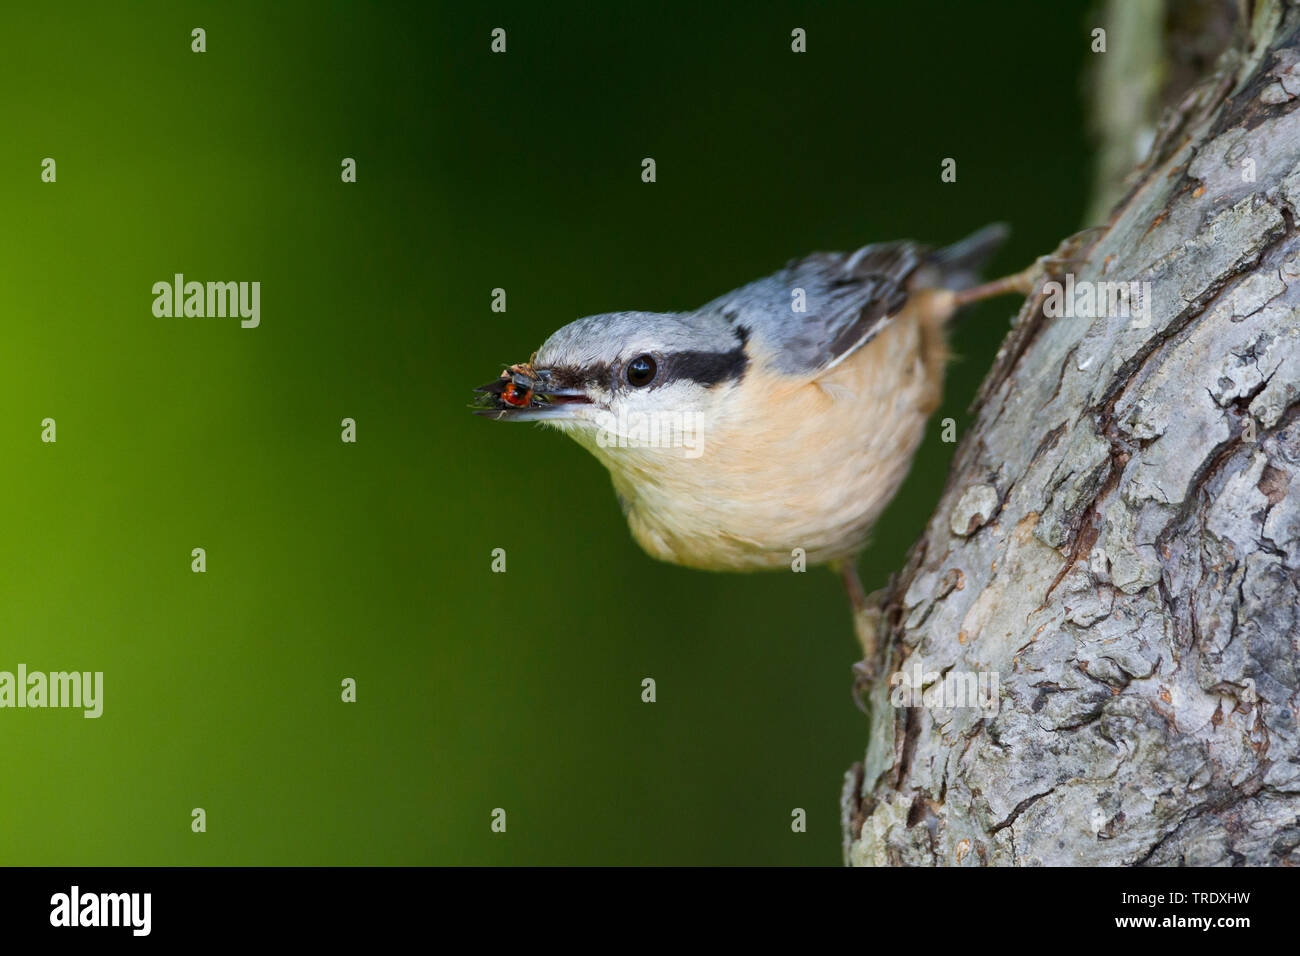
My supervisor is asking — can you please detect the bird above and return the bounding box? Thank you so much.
[474,224,1036,663]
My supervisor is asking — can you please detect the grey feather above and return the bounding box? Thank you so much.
[534,310,740,388]
[695,224,1008,377]
[533,225,1009,384]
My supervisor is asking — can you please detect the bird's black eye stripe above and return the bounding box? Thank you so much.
[626,354,657,387]
[611,345,749,391]
[668,347,748,387]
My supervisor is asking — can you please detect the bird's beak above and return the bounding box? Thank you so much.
[472,366,592,421]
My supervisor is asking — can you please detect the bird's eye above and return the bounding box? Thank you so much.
[626,354,657,387]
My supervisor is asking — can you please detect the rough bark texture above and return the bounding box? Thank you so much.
[842,0,1300,866]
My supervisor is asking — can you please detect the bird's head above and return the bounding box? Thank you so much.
[474,310,751,462]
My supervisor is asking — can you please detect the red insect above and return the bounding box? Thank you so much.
[501,381,534,407]
[497,360,539,407]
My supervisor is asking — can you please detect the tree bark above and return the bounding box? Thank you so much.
[842,0,1300,866]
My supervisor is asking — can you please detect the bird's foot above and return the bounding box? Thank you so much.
[835,558,888,708]
[953,224,1108,308]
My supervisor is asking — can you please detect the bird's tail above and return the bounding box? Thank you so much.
[928,222,1010,292]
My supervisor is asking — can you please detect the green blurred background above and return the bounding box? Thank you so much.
[0,1,1089,864]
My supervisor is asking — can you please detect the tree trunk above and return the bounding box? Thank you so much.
[842,0,1300,866]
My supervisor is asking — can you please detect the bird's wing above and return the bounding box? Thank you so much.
[698,240,929,378]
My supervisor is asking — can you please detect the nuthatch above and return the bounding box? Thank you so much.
[475,225,1035,659]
